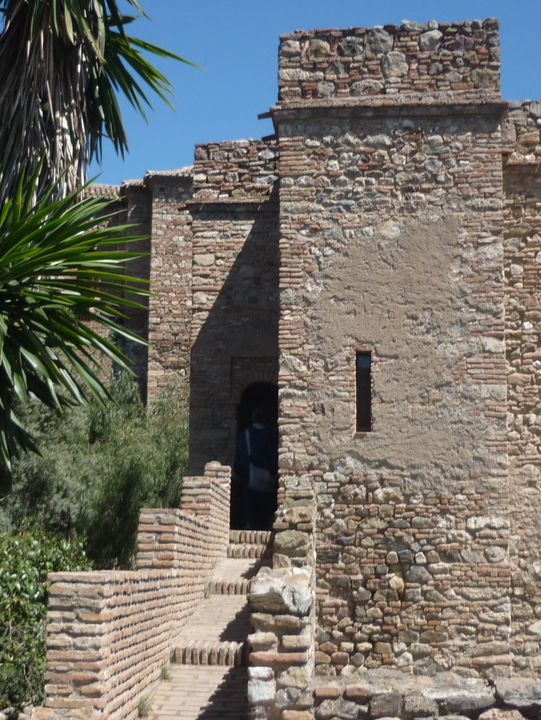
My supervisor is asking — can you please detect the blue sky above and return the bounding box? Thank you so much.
[93,0,541,185]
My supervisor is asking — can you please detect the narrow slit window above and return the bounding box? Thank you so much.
[356,352,372,432]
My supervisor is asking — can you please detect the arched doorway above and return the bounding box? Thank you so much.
[237,382,278,433]
[231,382,278,529]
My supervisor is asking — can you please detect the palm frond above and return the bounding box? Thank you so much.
[0,0,196,199]
[0,170,150,470]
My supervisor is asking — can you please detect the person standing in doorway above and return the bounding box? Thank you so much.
[234,407,277,530]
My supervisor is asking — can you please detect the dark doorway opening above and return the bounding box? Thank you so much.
[238,382,278,433]
[231,382,278,530]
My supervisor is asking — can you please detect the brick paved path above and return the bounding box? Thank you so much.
[148,532,272,720]
[179,594,250,643]
[149,666,248,720]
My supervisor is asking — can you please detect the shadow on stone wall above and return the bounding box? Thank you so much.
[189,189,280,476]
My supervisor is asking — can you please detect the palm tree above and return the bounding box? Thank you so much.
[0,1,191,469]
[0,0,191,201]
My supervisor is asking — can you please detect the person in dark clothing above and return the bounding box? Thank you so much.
[234,407,277,530]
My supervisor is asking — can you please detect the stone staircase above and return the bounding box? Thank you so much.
[148,530,273,720]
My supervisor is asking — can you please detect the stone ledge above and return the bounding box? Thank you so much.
[311,671,541,720]
[185,196,275,211]
[270,96,507,122]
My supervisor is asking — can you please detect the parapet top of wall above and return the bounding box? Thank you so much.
[86,183,122,201]
[278,19,500,104]
[145,167,194,186]
[503,100,541,165]
[192,139,278,201]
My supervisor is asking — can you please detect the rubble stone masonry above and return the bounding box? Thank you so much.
[503,102,541,672]
[278,20,500,102]
[274,19,512,676]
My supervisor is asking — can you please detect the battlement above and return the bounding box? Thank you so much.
[192,139,277,201]
[503,100,541,163]
[279,19,500,103]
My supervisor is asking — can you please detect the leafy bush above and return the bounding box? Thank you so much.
[0,531,90,709]
[0,374,188,568]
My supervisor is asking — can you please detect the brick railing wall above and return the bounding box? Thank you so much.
[247,481,317,720]
[33,462,231,720]
[137,463,231,571]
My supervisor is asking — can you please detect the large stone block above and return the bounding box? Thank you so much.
[274,531,312,558]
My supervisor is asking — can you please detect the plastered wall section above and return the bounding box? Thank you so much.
[502,102,541,673]
[188,140,280,474]
[35,464,230,720]
[276,99,509,676]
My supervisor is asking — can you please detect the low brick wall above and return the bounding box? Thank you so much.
[34,462,230,720]
[137,462,230,571]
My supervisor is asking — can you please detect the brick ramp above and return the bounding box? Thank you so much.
[148,533,272,720]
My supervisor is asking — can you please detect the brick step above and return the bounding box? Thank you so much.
[227,543,272,559]
[206,557,270,595]
[229,529,273,545]
[206,577,253,595]
[174,639,247,667]
[174,595,250,665]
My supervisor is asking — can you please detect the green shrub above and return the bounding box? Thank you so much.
[0,531,90,708]
[0,374,188,568]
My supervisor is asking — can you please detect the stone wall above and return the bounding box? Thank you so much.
[503,108,541,672]
[188,140,280,473]
[34,463,230,720]
[278,19,500,103]
[146,170,194,400]
[248,483,317,719]
[192,140,277,201]
[503,101,541,163]
[312,672,541,720]
[274,19,509,675]
[114,181,152,390]
[81,184,134,387]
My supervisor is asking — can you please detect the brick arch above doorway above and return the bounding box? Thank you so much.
[230,356,278,404]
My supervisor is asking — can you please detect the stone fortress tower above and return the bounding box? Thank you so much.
[106,18,541,675]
